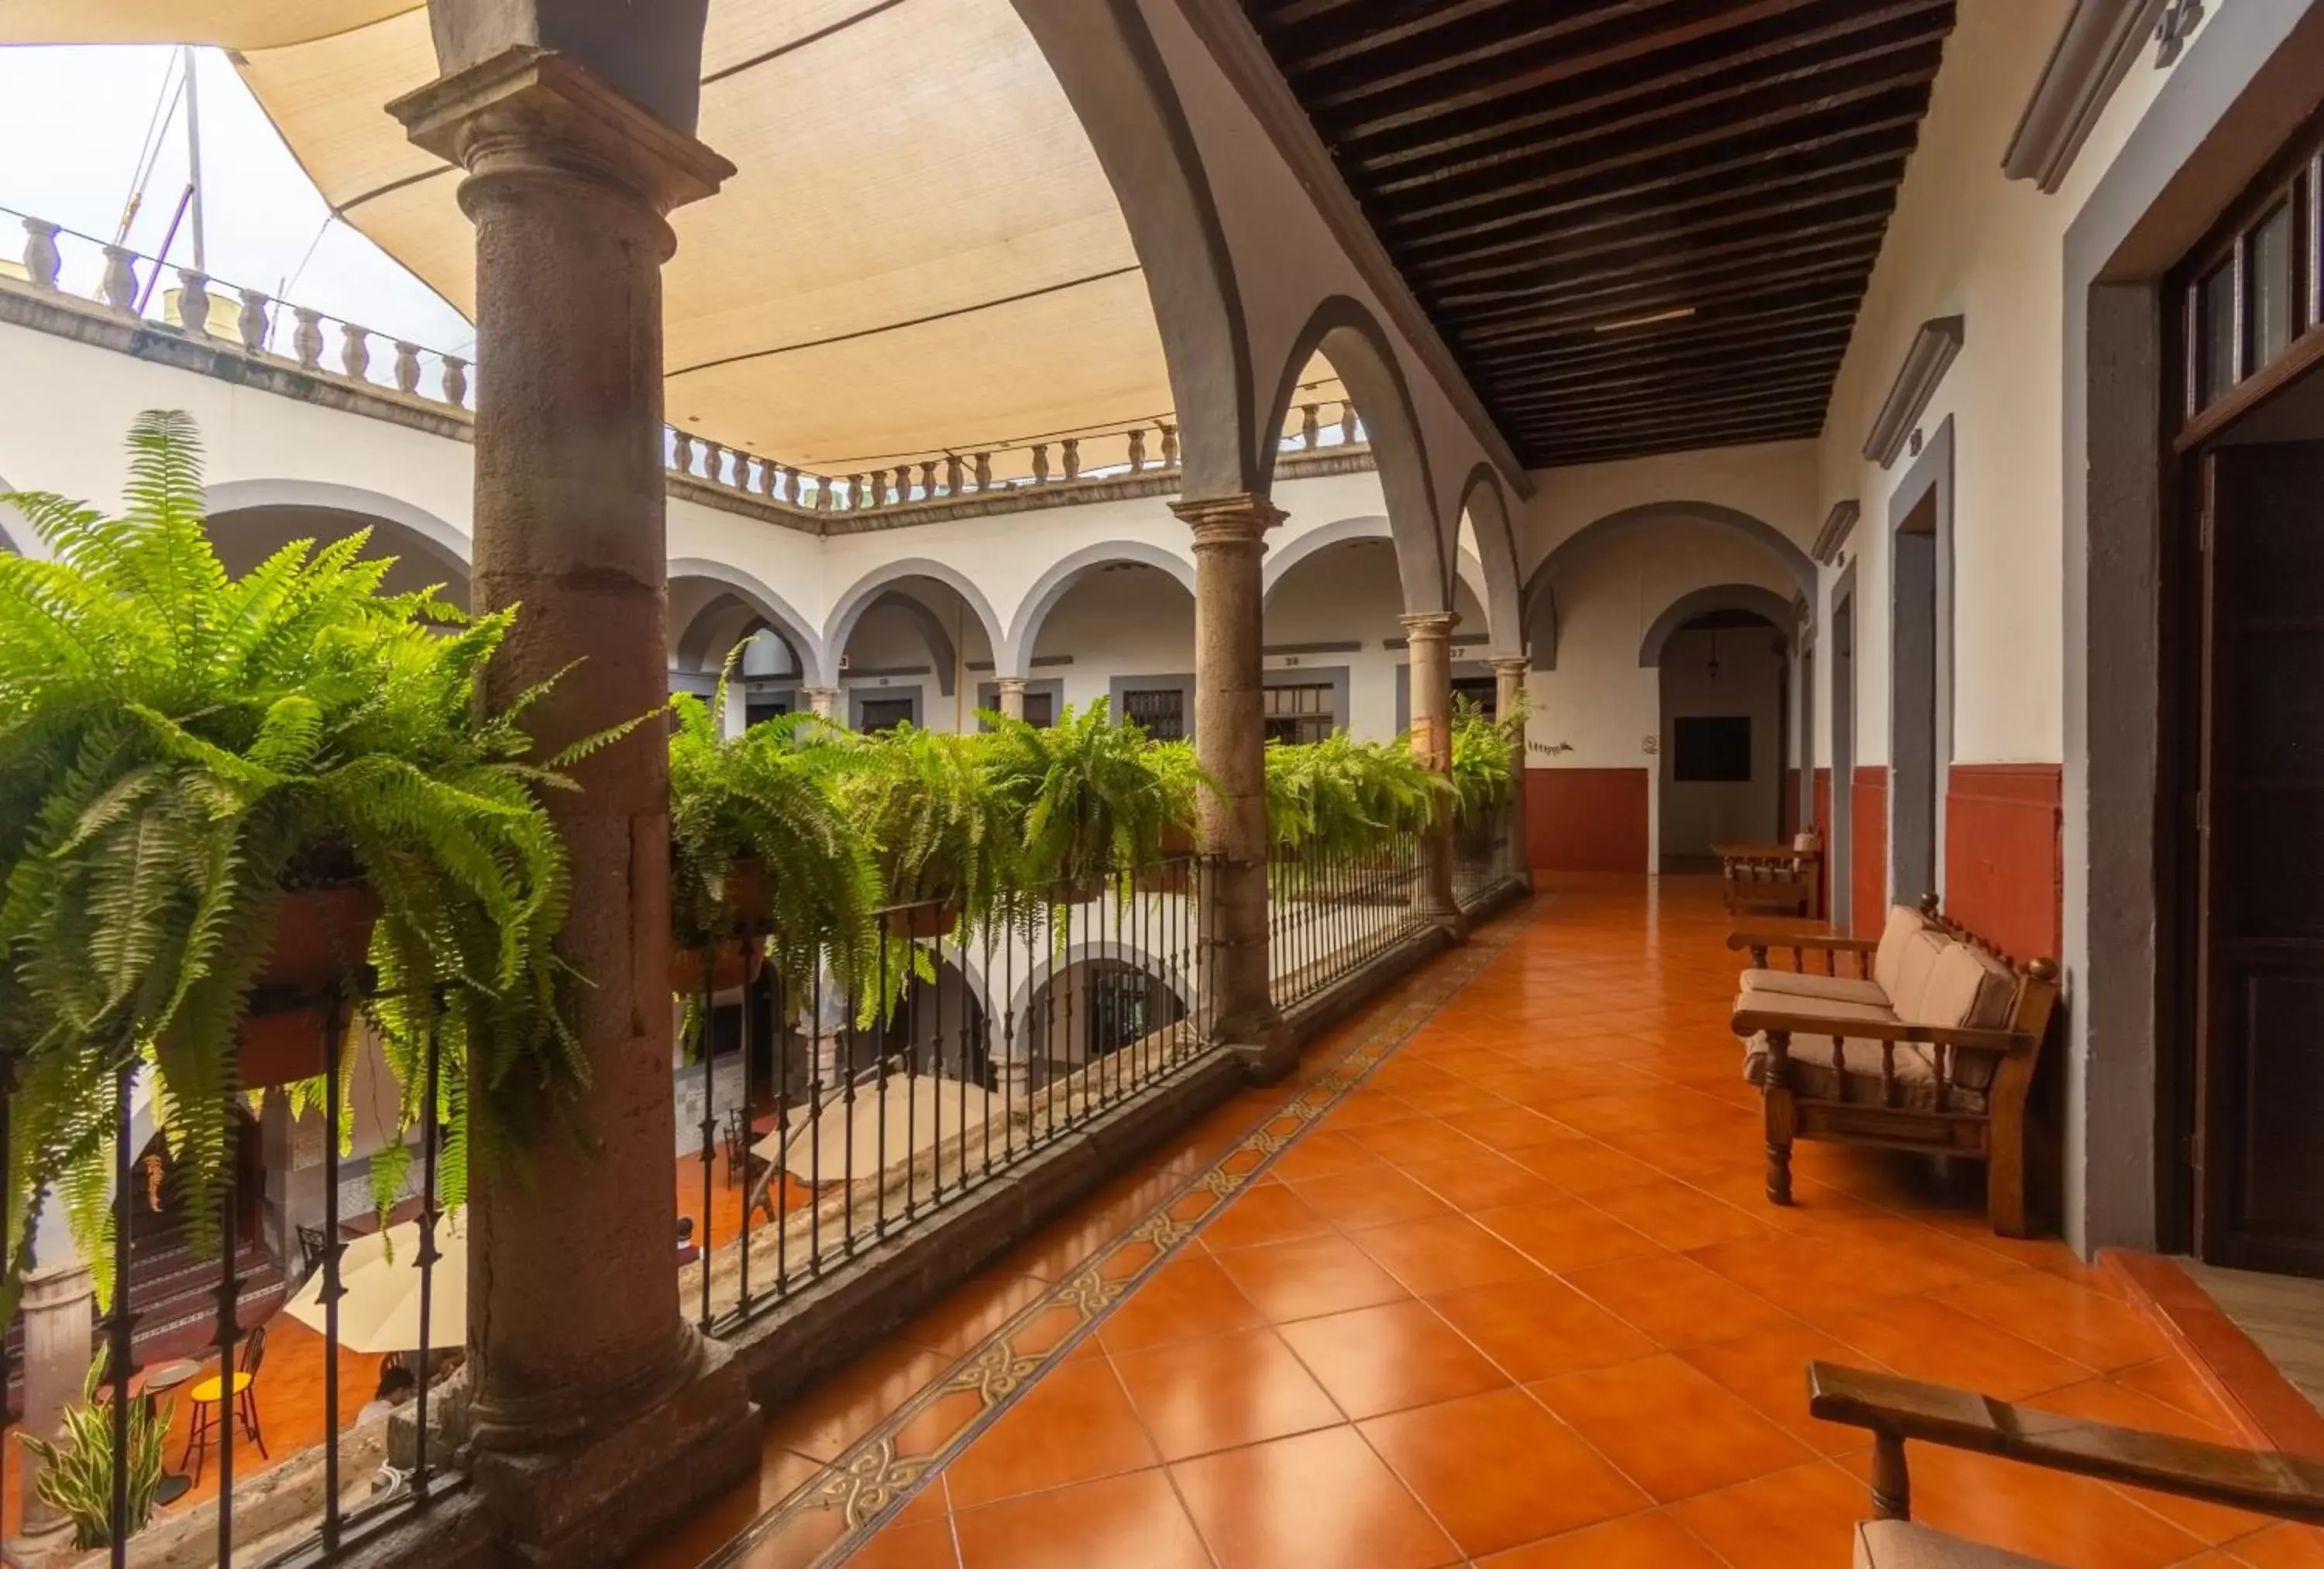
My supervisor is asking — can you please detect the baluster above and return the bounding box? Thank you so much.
[442,355,469,409]
[98,245,139,313]
[708,441,730,486]
[20,217,60,291]
[1032,444,1051,484]
[293,307,326,370]
[235,287,270,352]
[1300,403,1319,448]
[1933,1043,1952,1111]
[767,462,787,500]
[848,474,868,511]
[1160,423,1180,468]
[944,455,963,496]
[895,464,914,503]
[1879,1042,1897,1107]
[1127,427,1147,473]
[974,452,993,492]
[673,431,696,476]
[920,460,938,500]
[814,476,833,512]
[1340,402,1360,445]
[393,341,423,394]
[174,269,212,335]
[1062,438,1081,481]
[339,323,371,381]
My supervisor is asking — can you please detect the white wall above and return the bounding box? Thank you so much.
[1522,515,1799,772]
[1518,439,1823,571]
[1808,0,2199,771]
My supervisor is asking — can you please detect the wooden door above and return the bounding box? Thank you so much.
[2196,440,2324,1276]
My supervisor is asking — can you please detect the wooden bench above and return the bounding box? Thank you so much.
[1808,1361,2324,1565]
[1726,898,2059,1238]
[1714,839,1822,918]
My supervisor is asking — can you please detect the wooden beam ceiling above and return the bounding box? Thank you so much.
[1242,0,1956,468]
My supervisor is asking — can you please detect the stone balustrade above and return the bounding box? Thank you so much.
[6,204,1371,530]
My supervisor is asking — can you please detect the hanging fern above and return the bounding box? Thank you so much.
[0,410,592,1307]
[1449,694,1521,829]
[668,659,885,1035]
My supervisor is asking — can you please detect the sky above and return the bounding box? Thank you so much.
[0,43,475,357]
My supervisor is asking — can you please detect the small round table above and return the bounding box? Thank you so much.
[137,1361,204,1507]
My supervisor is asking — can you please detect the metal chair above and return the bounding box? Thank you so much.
[180,1323,268,1484]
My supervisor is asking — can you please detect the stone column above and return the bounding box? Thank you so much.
[1403,611,1464,932]
[1172,494,1289,1079]
[805,685,841,723]
[9,1261,94,1557]
[994,676,1027,722]
[1490,656,1535,891]
[390,49,753,1562]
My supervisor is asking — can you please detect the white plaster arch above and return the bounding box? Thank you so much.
[1001,938,1198,1063]
[1456,464,1525,660]
[668,557,827,685]
[203,479,472,574]
[1010,0,1261,499]
[823,558,1007,690]
[1524,501,1816,671]
[1260,297,1445,615]
[1263,514,1487,622]
[1001,539,1198,677]
[1637,584,1797,668]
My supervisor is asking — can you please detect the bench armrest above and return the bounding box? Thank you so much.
[1806,1361,2324,1525]
[1730,1009,2029,1054]
[1725,930,1876,954]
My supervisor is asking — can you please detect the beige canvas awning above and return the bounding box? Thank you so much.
[9,1,1177,478]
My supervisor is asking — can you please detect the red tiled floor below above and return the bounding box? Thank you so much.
[635,877,2324,1568]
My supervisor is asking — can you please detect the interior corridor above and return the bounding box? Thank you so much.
[638,880,2320,1569]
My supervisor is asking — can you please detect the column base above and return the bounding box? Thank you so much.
[1215,1014,1296,1086]
[5,1520,77,1569]
[469,1334,758,1568]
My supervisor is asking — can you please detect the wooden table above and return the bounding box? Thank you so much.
[1712,841,1822,919]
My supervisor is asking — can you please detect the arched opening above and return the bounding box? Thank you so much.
[826,565,1005,734]
[1263,299,1445,614]
[669,568,823,731]
[205,503,471,613]
[856,956,992,1089]
[1021,557,1195,733]
[1655,606,1790,874]
[1455,465,1525,659]
[1020,956,1187,1090]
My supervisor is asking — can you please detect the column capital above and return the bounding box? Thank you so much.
[1398,610,1460,644]
[391,47,734,219]
[994,675,1028,692]
[1172,492,1284,551]
[1487,654,1532,676]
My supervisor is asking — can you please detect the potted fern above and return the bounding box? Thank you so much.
[1449,695,1518,846]
[19,1367,170,1549]
[0,410,595,1281]
[842,723,1009,938]
[1136,739,1208,893]
[667,674,881,1004]
[982,699,1172,902]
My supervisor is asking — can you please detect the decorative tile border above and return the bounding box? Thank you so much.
[695,921,1518,1567]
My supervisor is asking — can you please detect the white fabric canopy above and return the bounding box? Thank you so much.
[11,1,1177,478]
[283,1214,467,1355]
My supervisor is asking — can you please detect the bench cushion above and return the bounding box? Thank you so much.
[1741,969,1891,1008]
[1872,905,1931,997]
[1734,990,1901,1029]
[1886,930,1953,1021]
[1742,1032,1989,1115]
[1855,1520,2058,1569]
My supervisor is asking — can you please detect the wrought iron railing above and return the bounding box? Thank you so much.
[1454,804,1519,910]
[678,856,1210,1331]
[1267,836,1433,1015]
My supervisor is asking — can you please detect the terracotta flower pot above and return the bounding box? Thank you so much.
[726,858,769,928]
[672,939,765,996]
[882,901,961,941]
[232,884,379,1090]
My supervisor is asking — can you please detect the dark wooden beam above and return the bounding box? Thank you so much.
[1442,211,1894,313]
[1463,252,1878,343]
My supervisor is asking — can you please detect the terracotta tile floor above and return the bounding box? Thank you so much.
[637,876,2324,1567]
